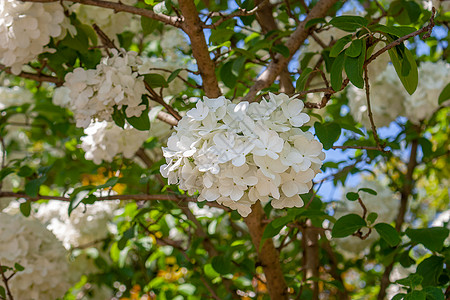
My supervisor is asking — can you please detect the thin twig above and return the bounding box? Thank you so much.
[364,66,383,151]
[0,262,14,300]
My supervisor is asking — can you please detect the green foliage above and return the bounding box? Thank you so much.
[332,214,366,238]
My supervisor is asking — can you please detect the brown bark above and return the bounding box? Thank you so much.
[254,0,295,94]
[242,0,340,102]
[244,202,288,300]
[302,220,320,300]
[179,0,221,98]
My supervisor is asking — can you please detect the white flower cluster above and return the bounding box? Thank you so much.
[72,0,138,38]
[0,86,33,110]
[81,121,149,164]
[347,64,404,128]
[0,1,66,75]
[348,60,450,127]
[160,93,325,217]
[333,179,400,257]
[34,200,119,249]
[0,213,73,299]
[64,49,147,128]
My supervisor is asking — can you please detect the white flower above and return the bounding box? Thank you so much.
[81,121,149,164]
[0,86,33,110]
[72,0,138,38]
[280,168,314,197]
[0,213,73,300]
[348,61,450,127]
[33,200,119,249]
[252,128,284,159]
[64,50,148,127]
[281,98,310,127]
[0,1,67,74]
[160,93,325,215]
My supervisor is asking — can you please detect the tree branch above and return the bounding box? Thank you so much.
[203,0,270,29]
[254,0,295,94]
[0,191,227,209]
[302,219,320,300]
[0,262,14,300]
[242,0,340,102]
[244,202,288,299]
[179,0,221,98]
[377,137,419,300]
[365,8,435,66]
[21,0,182,27]
[0,64,62,85]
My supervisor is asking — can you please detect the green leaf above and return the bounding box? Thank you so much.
[330,52,345,91]
[260,220,286,250]
[423,287,445,300]
[340,123,365,136]
[127,111,150,131]
[68,186,95,216]
[374,223,401,247]
[396,274,423,288]
[388,46,418,95]
[346,192,359,201]
[391,294,406,300]
[371,24,417,38]
[416,256,445,287]
[211,256,231,275]
[203,263,220,278]
[438,82,450,105]
[405,227,449,251]
[332,214,366,238]
[418,137,433,159]
[0,286,5,299]
[17,166,33,177]
[141,16,158,36]
[358,188,377,195]
[167,69,182,83]
[345,55,364,88]
[345,39,363,57]
[220,61,237,88]
[25,176,46,197]
[14,263,25,272]
[314,122,341,150]
[178,284,196,296]
[405,290,426,300]
[144,74,168,88]
[296,67,313,92]
[112,107,126,128]
[367,212,378,224]
[20,201,31,217]
[272,44,290,58]
[330,35,352,57]
[329,16,369,32]
[96,177,119,189]
[305,18,326,29]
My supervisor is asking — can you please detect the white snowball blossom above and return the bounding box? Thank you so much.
[34,200,119,249]
[0,213,73,299]
[81,121,149,164]
[64,49,148,128]
[72,0,138,38]
[348,60,450,126]
[333,179,400,257]
[0,86,33,109]
[0,0,66,74]
[160,93,325,216]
